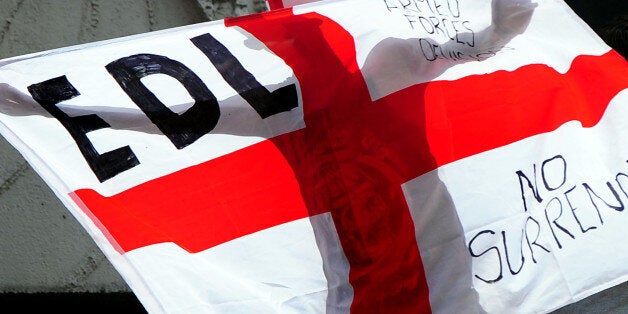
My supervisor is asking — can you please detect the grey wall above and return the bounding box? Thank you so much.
[0,0,251,294]
[0,0,626,312]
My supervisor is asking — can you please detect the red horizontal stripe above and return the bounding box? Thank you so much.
[408,50,628,175]
[72,51,627,254]
[74,140,311,253]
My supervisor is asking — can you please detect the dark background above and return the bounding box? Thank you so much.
[565,0,627,29]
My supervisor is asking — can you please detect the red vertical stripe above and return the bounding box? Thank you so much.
[232,11,435,313]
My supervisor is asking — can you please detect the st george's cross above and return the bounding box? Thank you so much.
[1,1,627,313]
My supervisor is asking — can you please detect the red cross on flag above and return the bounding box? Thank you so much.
[1,0,627,313]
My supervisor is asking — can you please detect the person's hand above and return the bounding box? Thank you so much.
[492,0,538,35]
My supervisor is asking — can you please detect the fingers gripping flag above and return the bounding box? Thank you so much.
[1,0,627,313]
[265,0,321,10]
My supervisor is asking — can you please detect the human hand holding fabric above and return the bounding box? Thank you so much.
[492,0,538,35]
